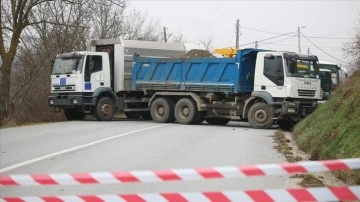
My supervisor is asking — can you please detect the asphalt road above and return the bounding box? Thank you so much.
[0,119,295,198]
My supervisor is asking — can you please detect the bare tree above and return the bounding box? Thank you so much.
[87,0,161,41]
[344,16,360,71]
[6,1,91,123]
[201,37,214,51]
[1,0,165,125]
[123,10,162,41]
[167,31,184,43]
[89,0,127,39]
[0,0,80,123]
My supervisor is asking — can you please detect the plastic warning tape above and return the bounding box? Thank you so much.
[1,158,359,186]
[2,186,360,202]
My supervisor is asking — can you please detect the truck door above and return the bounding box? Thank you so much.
[84,55,104,92]
[262,55,285,97]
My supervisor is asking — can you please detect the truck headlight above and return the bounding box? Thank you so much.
[49,100,54,105]
[288,108,296,113]
[72,99,78,104]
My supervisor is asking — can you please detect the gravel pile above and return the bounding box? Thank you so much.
[182,49,215,58]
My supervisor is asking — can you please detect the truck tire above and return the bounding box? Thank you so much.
[205,118,230,125]
[125,112,141,119]
[247,102,274,129]
[174,98,198,124]
[277,119,295,131]
[150,97,175,123]
[94,97,115,121]
[64,109,85,120]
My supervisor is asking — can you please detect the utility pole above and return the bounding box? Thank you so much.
[163,27,167,43]
[235,19,240,49]
[307,48,310,55]
[255,41,258,49]
[298,26,305,54]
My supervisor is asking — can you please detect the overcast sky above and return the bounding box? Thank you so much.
[128,0,360,69]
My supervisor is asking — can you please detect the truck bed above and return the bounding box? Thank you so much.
[132,49,259,94]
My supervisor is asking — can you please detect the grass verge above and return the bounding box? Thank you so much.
[293,69,360,185]
[273,130,324,187]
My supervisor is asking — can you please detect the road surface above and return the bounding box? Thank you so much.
[0,119,294,198]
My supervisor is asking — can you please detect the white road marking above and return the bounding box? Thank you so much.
[0,124,169,173]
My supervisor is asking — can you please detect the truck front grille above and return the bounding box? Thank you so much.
[53,85,76,92]
[298,89,316,97]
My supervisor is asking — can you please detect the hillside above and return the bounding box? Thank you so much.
[293,68,360,184]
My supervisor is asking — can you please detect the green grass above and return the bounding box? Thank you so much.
[294,69,360,184]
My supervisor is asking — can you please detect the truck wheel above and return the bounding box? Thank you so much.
[95,97,115,121]
[174,98,198,124]
[205,118,230,125]
[125,112,141,119]
[248,102,274,129]
[150,97,175,123]
[64,109,85,120]
[277,119,295,131]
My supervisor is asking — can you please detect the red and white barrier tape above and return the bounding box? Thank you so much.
[1,158,359,186]
[2,186,359,202]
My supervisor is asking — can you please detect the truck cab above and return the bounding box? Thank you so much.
[249,51,321,128]
[49,51,112,120]
[49,39,186,120]
[318,61,341,88]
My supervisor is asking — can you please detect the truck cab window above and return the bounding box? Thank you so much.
[84,55,102,81]
[264,56,284,86]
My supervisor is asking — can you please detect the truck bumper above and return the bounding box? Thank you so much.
[48,93,95,112]
[280,100,317,121]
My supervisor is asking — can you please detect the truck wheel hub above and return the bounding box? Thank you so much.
[182,107,189,116]
[254,109,267,123]
[101,104,111,115]
[158,106,164,115]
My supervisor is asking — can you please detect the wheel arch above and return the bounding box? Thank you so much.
[93,87,119,108]
[148,92,205,111]
[243,91,274,119]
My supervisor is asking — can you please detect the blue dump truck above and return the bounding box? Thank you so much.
[49,38,322,129]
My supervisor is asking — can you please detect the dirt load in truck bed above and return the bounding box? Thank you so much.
[182,49,215,58]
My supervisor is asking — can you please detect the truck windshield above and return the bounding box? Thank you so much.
[318,64,338,73]
[286,59,318,78]
[52,57,84,75]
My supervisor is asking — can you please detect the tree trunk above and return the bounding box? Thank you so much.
[0,60,12,123]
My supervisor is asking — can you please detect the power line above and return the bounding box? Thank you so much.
[322,28,356,36]
[240,31,296,46]
[240,26,284,35]
[241,26,352,40]
[241,32,251,43]
[300,31,348,64]
[302,36,352,40]
[261,42,343,50]
[260,36,297,46]
[212,29,234,41]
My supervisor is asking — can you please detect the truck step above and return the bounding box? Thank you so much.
[124,108,149,112]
